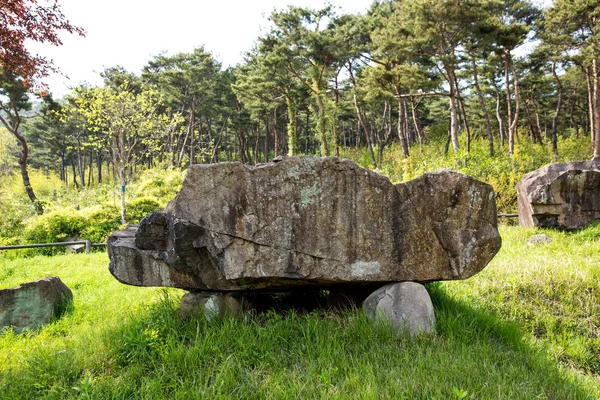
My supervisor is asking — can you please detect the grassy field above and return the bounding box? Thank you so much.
[0,225,599,399]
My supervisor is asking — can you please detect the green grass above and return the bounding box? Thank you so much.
[1,225,599,399]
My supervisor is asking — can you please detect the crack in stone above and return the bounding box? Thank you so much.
[192,221,348,265]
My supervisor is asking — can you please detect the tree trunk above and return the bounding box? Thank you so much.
[409,97,423,151]
[97,151,103,184]
[254,114,260,165]
[76,139,85,188]
[377,102,393,164]
[446,67,460,153]
[506,50,520,157]
[71,159,79,190]
[87,150,93,187]
[569,89,580,138]
[585,66,595,143]
[496,89,505,148]
[353,94,376,167]
[504,49,514,156]
[472,58,494,156]
[119,167,126,225]
[189,97,197,165]
[316,94,329,156]
[551,60,563,158]
[286,95,298,156]
[14,128,38,203]
[453,72,471,153]
[272,108,280,158]
[397,97,410,158]
[593,57,600,158]
[532,99,544,144]
[523,95,542,145]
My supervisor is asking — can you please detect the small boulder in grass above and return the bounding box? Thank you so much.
[363,282,435,337]
[180,292,247,320]
[526,234,552,247]
[0,276,73,334]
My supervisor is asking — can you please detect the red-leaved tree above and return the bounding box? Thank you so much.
[0,0,85,88]
[0,0,84,206]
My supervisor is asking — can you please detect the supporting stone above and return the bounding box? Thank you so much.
[179,292,247,320]
[363,282,435,337]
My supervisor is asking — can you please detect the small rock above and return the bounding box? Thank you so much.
[180,292,246,320]
[67,244,85,253]
[526,234,552,246]
[363,282,435,337]
[0,276,73,334]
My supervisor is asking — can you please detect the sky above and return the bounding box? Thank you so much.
[29,0,374,98]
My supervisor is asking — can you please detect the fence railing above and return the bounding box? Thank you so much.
[0,240,106,254]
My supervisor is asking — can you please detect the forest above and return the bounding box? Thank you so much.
[1,0,598,212]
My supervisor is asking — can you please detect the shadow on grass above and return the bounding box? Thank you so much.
[0,286,596,399]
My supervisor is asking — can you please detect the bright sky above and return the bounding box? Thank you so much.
[29,0,374,98]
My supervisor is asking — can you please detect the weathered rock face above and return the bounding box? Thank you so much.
[517,159,600,230]
[0,276,73,333]
[108,157,501,291]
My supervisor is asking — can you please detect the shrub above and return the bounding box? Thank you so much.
[80,205,122,243]
[132,168,185,205]
[126,197,162,224]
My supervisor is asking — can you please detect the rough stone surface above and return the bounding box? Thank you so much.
[526,234,552,246]
[363,282,435,336]
[517,159,600,230]
[180,292,246,320]
[108,157,501,291]
[0,276,73,333]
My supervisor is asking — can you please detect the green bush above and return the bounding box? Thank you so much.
[126,197,162,223]
[133,168,185,205]
[80,205,122,243]
[23,209,87,244]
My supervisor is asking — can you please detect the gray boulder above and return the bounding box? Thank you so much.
[108,157,501,291]
[363,282,435,336]
[0,276,73,334]
[517,159,600,229]
[180,292,247,320]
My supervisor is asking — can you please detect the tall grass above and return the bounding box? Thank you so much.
[1,225,599,399]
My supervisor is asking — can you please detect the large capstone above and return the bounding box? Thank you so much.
[517,158,600,229]
[108,157,501,291]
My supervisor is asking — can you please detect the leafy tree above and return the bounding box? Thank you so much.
[143,48,222,166]
[0,0,83,206]
[0,69,38,203]
[491,0,539,156]
[264,6,349,156]
[0,0,84,88]
[546,0,600,158]
[74,84,176,223]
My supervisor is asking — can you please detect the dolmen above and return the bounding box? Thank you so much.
[517,158,600,230]
[108,157,501,335]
